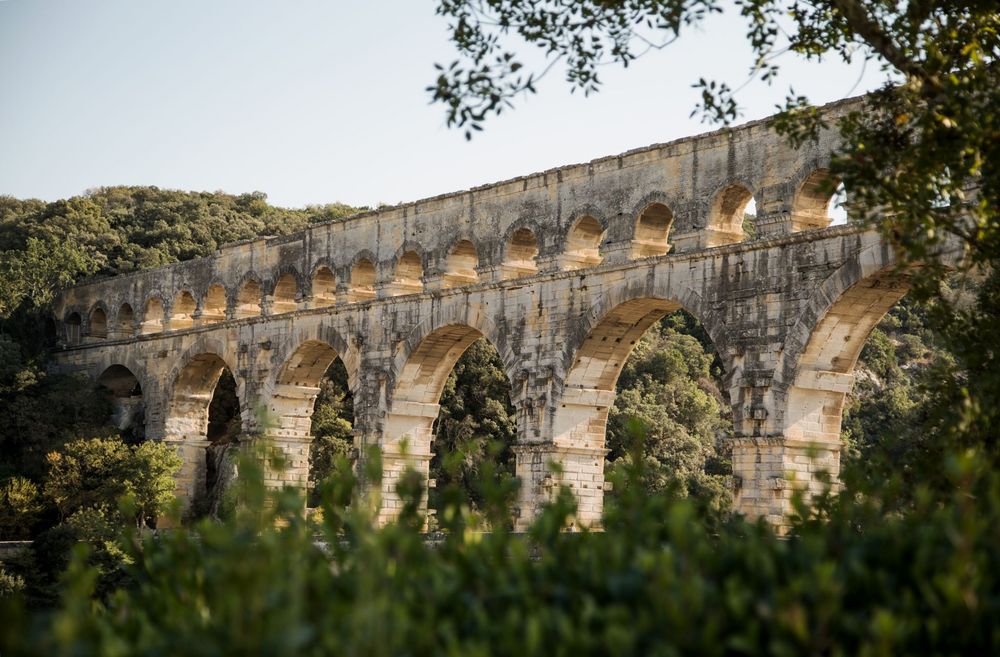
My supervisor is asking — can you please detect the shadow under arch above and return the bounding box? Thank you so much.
[97,364,145,440]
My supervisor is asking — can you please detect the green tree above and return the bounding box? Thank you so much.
[0,237,96,318]
[44,435,180,528]
[0,476,44,540]
[607,315,732,512]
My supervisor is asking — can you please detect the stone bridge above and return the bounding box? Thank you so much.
[51,96,910,529]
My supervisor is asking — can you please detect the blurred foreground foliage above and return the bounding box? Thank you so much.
[1,433,997,656]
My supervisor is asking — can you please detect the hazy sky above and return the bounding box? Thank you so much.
[1,1,885,209]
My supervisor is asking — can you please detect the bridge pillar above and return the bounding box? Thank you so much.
[731,436,841,530]
[374,399,438,525]
[512,386,613,531]
[162,437,211,522]
[513,443,608,531]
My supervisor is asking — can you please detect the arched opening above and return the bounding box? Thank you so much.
[785,270,910,447]
[707,184,754,246]
[271,273,299,314]
[97,365,144,442]
[348,259,376,303]
[311,267,336,307]
[165,352,240,520]
[235,279,262,319]
[139,298,164,335]
[561,216,604,270]
[771,266,910,514]
[116,303,134,338]
[501,228,539,279]
[791,169,844,231]
[632,203,673,258]
[202,285,227,324]
[268,340,355,506]
[387,251,423,296]
[64,312,82,345]
[442,240,480,288]
[169,291,197,330]
[382,325,515,526]
[88,307,108,339]
[552,299,731,527]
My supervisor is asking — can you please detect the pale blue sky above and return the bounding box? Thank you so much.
[1,1,884,209]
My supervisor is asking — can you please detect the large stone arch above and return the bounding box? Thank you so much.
[160,337,242,518]
[560,277,730,386]
[776,241,907,443]
[391,302,518,401]
[163,340,239,429]
[89,354,153,400]
[256,324,357,496]
[377,306,516,523]
[540,275,731,528]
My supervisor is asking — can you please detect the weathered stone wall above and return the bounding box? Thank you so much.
[50,96,908,529]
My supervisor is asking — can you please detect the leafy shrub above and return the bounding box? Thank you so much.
[44,435,180,527]
[0,476,43,539]
[3,436,994,656]
[0,567,24,598]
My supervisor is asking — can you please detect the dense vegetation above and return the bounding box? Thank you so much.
[0,187,361,601]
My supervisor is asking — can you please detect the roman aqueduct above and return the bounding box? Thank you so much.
[50,97,912,529]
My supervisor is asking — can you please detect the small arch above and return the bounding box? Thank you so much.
[235,278,262,319]
[348,258,376,303]
[561,215,605,270]
[116,303,135,337]
[271,273,299,314]
[140,297,165,335]
[791,168,843,231]
[502,228,539,279]
[442,239,480,288]
[632,202,673,258]
[88,306,108,339]
[169,291,197,330]
[202,284,227,323]
[387,250,423,296]
[64,312,82,345]
[707,184,754,246]
[311,266,336,307]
